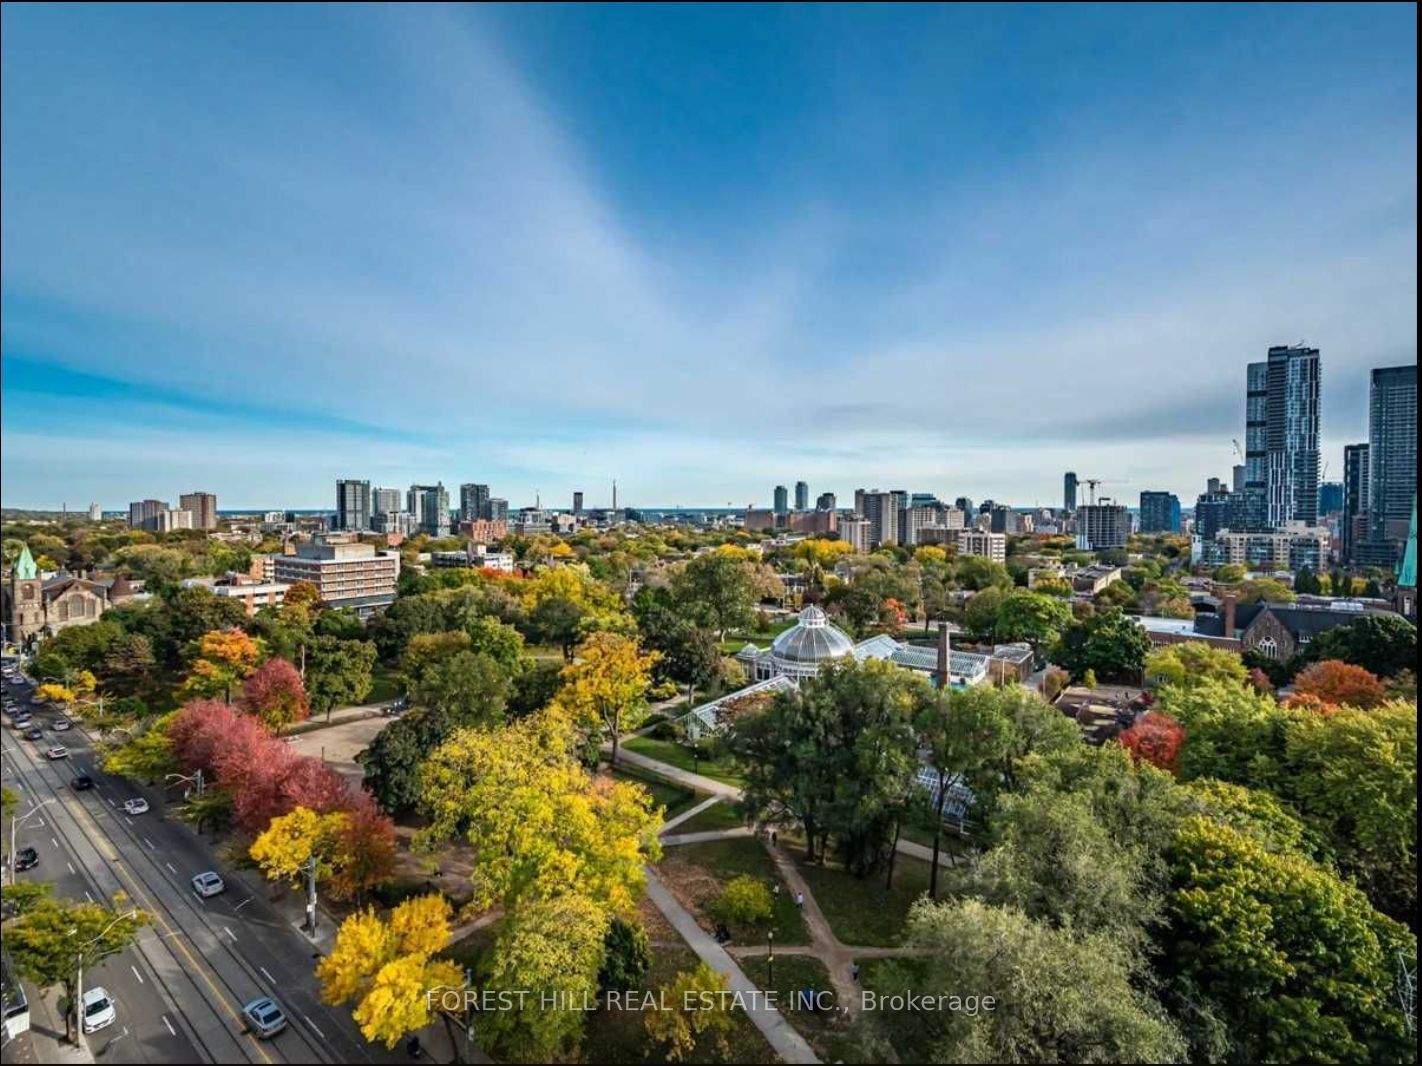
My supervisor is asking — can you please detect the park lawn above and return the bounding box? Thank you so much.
[623,735,745,787]
[794,850,935,948]
[897,815,974,859]
[366,663,404,703]
[610,765,700,821]
[661,837,810,946]
[739,953,843,1056]
[672,799,749,835]
[581,944,775,1064]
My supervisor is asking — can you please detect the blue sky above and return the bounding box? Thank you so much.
[2,3,1415,510]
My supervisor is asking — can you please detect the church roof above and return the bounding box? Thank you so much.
[14,544,38,581]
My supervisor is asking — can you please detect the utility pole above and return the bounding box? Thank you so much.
[304,853,319,935]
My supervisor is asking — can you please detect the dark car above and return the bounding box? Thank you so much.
[71,775,95,791]
[13,846,39,871]
[23,727,44,741]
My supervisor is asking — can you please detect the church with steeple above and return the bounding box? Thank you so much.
[3,544,135,649]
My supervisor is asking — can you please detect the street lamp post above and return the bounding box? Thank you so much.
[767,928,774,986]
[70,910,139,1051]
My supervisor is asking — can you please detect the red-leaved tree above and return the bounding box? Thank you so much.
[1117,711,1185,774]
[1288,659,1386,709]
[241,658,310,731]
[327,796,398,903]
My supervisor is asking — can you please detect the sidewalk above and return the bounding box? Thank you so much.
[5,985,95,1065]
[643,868,819,1065]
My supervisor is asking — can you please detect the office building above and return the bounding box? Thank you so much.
[1076,502,1129,551]
[860,491,898,547]
[128,499,169,530]
[1317,482,1344,515]
[1342,443,1370,564]
[956,529,1007,564]
[407,484,450,537]
[1063,472,1078,512]
[1139,491,1181,534]
[1364,365,1418,564]
[898,506,939,547]
[335,479,371,532]
[156,508,194,532]
[794,481,809,512]
[87,502,102,522]
[273,539,400,614]
[372,511,418,537]
[773,485,789,515]
[1232,464,1246,493]
[815,492,836,512]
[371,487,403,517]
[180,491,218,531]
[572,491,584,516]
[839,516,870,553]
[1195,486,1231,541]
[459,483,491,522]
[487,498,509,523]
[1245,345,1320,528]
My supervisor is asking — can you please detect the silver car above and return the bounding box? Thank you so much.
[242,997,288,1038]
[191,871,225,898]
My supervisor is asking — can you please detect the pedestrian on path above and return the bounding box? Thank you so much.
[851,961,860,982]
[771,829,778,847]
[795,890,804,909]
[773,883,781,899]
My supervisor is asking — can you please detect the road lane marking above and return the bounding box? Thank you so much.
[130,964,145,984]
[125,816,134,826]
[142,836,156,850]
[84,890,94,902]
[162,1015,176,1037]
[51,836,59,848]
[233,896,252,912]
[303,1015,326,1040]
[223,925,238,943]
[164,861,177,874]
[259,966,275,983]
[67,861,76,875]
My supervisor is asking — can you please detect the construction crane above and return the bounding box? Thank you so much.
[1082,478,1129,506]
[1232,439,1244,460]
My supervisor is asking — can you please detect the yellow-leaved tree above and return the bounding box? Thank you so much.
[316,894,463,1049]
[474,893,610,1063]
[644,961,737,1062]
[417,711,662,914]
[249,806,347,885]
[553,632,659,766]
[181,627,265,703]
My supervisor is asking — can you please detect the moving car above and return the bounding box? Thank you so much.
[71,775,95,791]
[49,718,72,731]
[22,727,44,741]
[13,847,39,872]
[11,715,33,729]
[241,997,288,1038]
[192,871,225,898]
[122,798,150,816]
[45,746,68,760]
[80,987,116,1034]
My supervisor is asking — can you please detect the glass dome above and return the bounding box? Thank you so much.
[770,605,855,677]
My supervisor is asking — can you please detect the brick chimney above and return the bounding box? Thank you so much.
[1223,594,1237,638]
[935,623,951,690]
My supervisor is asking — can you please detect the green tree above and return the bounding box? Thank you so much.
[408,650,511,728]
[1144,642,1247,689]
[1160,677,1291,786]
[955,555,1013,591]
[1053,607,1151,682]
[713,875,773,928]
[1163,816,1414,1063]
[5,894,149,1042]
[1303,613,1417,677]
[994,589,1074,652]
[865,898,1186,1064]
[306,636,376,719]
[360,706,455,815]
[671,548,760,639]
[597,915,650,993]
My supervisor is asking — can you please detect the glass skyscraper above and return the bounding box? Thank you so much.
[1244,345,1320,529]
[1366,364,1418,562]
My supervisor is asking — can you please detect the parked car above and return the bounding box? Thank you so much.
[13,846,39,871]
[49,717,72,731]
[45,746,69,760]
[192,871,225,898]
[122,798,150,816]
[81,987,116,1034]
[71,775,95,791]
[241,997,288,1038]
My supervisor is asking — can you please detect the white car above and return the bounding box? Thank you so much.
[192,871,225,898]
[81,987,116,1033]
[122,798,150,816]
[45,745,69,760]
[49,717,72,731]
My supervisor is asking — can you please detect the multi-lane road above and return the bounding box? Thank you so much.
[2,670,411,1065]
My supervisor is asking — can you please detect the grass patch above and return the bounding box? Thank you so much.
[739,954,842,1054]
[795,850,934,948]
[672,799,748,835]
[366,664,404,703]
[623,735,745,787]
[666,837,809,946]
[581,944,774,1064]
[610,765,699,820]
